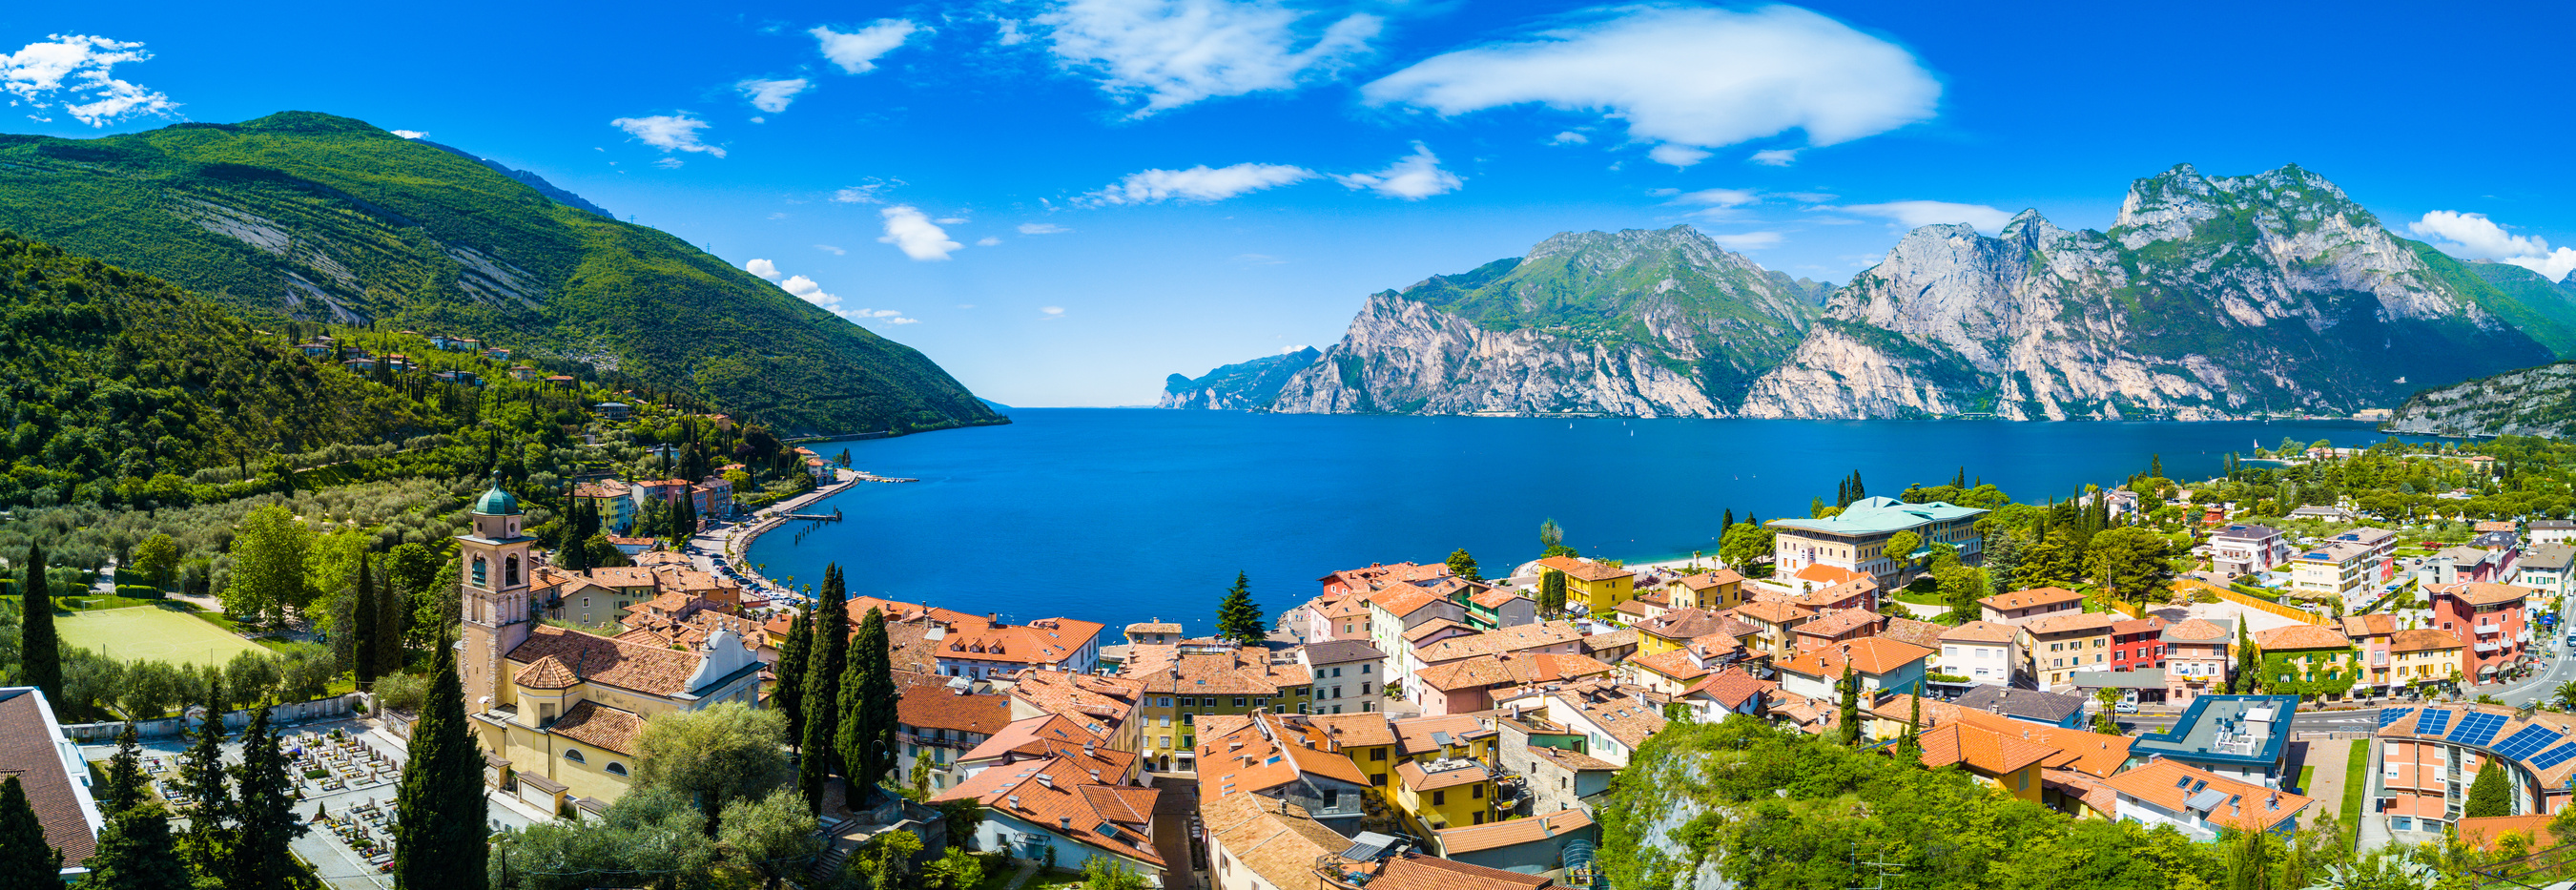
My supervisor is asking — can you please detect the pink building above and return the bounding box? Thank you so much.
[2433,582,2530,683]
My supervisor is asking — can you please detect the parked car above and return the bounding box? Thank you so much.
[2114,701,2139,714]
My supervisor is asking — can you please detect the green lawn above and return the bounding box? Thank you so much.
[2340,739,2370,846]
[1890,589,1947,607]
[2298,764,2316,795]
[58,605,267,668]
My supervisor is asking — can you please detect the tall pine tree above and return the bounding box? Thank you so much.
[173,683,233,880]
[393,639,489,890]
[840,606,899,800]
[80,803,192,890]
[97,724,148,818]
[1835,664,1861,747]
[353,550,380,691]
[20,542,59,709]
[799,565,851,813]
[1214,572,1265,645]
[0,776,59,887]
[228,706,307,890]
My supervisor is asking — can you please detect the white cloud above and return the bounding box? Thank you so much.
[1018,222,1072,235]
[610,114,725,157]
[1087,162,1314,205]
[1707,231,1783,249]
[1363,7,1937,162]
[1779,191,1838,203]
[977,237,1003,246]
[878,205,963,260]
[773,271,921,324]
[392,130,429,139]
[1551,131,1588,145]
[815,244,846,255]
[884,316,920,324]
[1674,188,1759,208]
[936,217,969,225]
[833,185,884,203]
[1647,145,1711,168]
[812,20,920,74]
[1331,142,1463,199]
[1035,0,1382,115]
[1840,200,2013,233]
[996,18,1031,46]
[3,34,179,127]
[1281,343,1309,353]
[736,77,812,113]
[745,258,783,280]
[1041,305,1067,317]
[2411,211,2576,281]
[1749,149,1801,166]
[652,157,685,169]
[781,275,841,311]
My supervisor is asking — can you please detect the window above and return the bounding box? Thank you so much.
[1332,667,1343,677]
[1473,812,1486,825]
[1180,697,1196,707]
[1432,791,1446,805]
[565,749,587,763]
[1472,784,1483,798]
[1362,682,1372,694]
[505,555,521,587]
[1371,773,1388,786]
[606,762,629,776]
[1363,664,1373,673]
[1233,697,1247,707]
[1370,748,1387,761]
[472,556,488,587]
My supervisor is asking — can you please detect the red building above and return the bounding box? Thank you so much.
[2110,616,2168,671]
[2432,581,2531,683]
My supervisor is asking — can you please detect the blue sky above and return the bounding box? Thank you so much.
[7,1,2575,406]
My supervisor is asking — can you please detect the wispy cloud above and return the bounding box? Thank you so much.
[1331,142,1463,199]
[814,244,845,255]
[1018,222,1072,235]
[977,237,1003,246]
[1838,200,2013,233]
[1363,6,1937,167]
[1,34,178,126]
[878,205,963,260]
[1086,162,1315,205]
[1749,149,1801,166]
[1041,305,1067,320]
[392,130,428,139]
[2411,211,2576,281]
[1707,231,1783,249]
[1551,131,1588,145]
[813,20,920,73]
[737,77,812,113]
[1034,0,1382,115]
[768,265,918,324]
[610,114,724,157]
[1672,188,1760,208]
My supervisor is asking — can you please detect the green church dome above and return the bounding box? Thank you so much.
[472,479,522,516]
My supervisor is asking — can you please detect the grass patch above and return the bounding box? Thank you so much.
[54,594,175,612]
[2340,739,2370,847]
[58,605,267,668]
[2298,764,2316,795]
[1890,589,1947,607]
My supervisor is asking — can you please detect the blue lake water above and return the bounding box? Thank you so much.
[748,410,2422,637]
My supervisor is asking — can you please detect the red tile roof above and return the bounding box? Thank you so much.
[1434,807,1594,854]
[930,755,1164,867]
[2102,759,2311,833]
[505,625,712,697]
[1773,637,1934,679]
[2254,624,2352,652]
[0,690,95,865]
[1535,556,1634,582]
[1980,587,2085,611]
[548,700,648,755]
[1918,721,2055,776]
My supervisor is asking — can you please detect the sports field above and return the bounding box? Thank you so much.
[57,606,266,668]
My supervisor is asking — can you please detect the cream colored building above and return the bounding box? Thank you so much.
[456,481,765,813]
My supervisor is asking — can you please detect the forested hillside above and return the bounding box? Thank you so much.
[0,111,999,436]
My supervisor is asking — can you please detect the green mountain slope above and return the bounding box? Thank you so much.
[0,111,998,436]
[2438,256,2576,357]
[1160,347,1321,409]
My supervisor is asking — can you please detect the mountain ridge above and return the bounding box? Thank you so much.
[0,111,999,437]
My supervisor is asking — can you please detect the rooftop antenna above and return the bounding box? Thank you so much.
[1848,840,1903,890]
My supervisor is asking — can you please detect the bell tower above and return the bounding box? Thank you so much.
[457,476,536,711]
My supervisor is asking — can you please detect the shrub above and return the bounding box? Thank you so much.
[373,673,430,714]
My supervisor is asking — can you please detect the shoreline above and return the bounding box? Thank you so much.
[697,469,865,608]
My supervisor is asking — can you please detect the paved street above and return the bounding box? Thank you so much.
[2294,739,2350,829]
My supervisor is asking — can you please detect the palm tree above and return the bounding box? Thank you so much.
[2553,681,2576,713]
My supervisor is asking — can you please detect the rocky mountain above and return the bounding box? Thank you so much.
[0,112,999,436]
[417,138,615,217]
[1738,164,2566,420]
[1263,226,1828,416]
[2384,361,2576,437]
[1161,347,1322,409]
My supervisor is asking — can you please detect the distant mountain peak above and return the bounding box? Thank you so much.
[417,139,612,218]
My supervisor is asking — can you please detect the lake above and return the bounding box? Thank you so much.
[747,410,2421,637]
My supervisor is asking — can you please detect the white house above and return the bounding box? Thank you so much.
[2104,759,2310,842]
[1937,620,2022,686]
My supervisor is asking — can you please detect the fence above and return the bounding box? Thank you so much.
[60,693,367,742]
[2178,579,2328,626]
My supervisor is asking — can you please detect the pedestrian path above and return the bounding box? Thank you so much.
[2297,738,2349,830]
[999,859,1041,890]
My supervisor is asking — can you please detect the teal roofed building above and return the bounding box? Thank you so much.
[1767,497,1988,586]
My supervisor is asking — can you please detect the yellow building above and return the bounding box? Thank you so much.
[1392,758,1496,833]
[1123,645,1310,773]
[1917,721,2050,803]
[1535,556,1635,615]
[2020,612,2116,689]
[2390,629,2465,685]
[456,481,765,813]
[1309,713,1401,792]
[2253,624,2360,700]
[1671,569,1747,611]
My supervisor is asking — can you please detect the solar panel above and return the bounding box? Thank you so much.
[2533,743,2576,771]
[2379,708,2417,727]
[2418,709,2455,735]
[2496,726,2566,762]
[2451,713,2509,747]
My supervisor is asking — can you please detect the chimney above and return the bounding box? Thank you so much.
[1007,795,1021,809]
[1037,774,1054,788]
[1090,769,1103,782]
[1059,817,1072,831]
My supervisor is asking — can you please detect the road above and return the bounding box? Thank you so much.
[2120,708,2382,735]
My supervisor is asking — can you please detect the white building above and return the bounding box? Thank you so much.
[1296,639,1386,714]
[2289,542,2374,606]
[2104,759,2311,842]
[1936,620,2022,686]
[2210,525,2291,579]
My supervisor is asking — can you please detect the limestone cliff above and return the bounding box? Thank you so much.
[1267,225,1824,416]
[2384,362,2576,438]
[1739,164,2563,420]
[1159,347,1321,409]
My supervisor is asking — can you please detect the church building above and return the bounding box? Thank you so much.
[454,480,765,813]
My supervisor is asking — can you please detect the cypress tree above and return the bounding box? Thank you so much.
[1722,508,1734,533]
[1538,570,1567,615]
[393,638,489,890]
[1214,572,1265,645]
[840,606,899,799]
[799,565,851,812]
[1836,664,1861,747]
[1896,680,1924,760]
[20,542,59,708]
[2464,757,2511,818]
[81,803,192,890]
[98,724,148,818]
[228,706,307,890]
[375,568,407,680]
[354,550,380,691]
[0,776,59,887]
[775,605,813,747]
[173,683,233,880]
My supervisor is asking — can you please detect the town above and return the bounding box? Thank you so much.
[6,432,2576,890]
